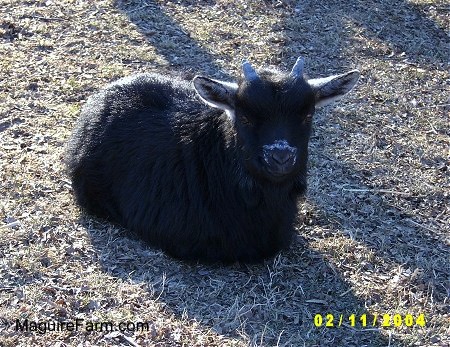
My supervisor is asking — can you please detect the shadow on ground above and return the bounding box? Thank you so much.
[114,0,227,77]
[287,0,447,69]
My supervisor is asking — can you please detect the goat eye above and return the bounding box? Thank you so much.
[303,114,313,124]
[239,115,251,125]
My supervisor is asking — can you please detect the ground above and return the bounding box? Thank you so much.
[0,0,448,346]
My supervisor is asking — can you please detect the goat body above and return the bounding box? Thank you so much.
[66,59,359,263]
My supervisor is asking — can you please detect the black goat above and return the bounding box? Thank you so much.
[66,58,359,263]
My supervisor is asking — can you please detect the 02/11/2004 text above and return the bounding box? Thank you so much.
[313,313,426,328]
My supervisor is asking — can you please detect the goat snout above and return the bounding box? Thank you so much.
[271,149,296,165]
[262,140,297,176]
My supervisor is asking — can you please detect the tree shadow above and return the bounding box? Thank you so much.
[288,0,447,68]
[306,116,449,300]
[114,0,227,78]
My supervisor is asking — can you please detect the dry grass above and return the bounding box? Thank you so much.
[0,0,449,346]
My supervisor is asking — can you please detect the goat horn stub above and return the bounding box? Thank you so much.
[242,60,259,82]
[290,57,305,78]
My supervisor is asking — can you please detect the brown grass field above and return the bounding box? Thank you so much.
[0,0,448,346]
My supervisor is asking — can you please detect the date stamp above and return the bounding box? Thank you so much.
[313,313,426,328]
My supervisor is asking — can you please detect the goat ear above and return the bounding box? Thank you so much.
[308,70,360,108]
[193,76,238,112]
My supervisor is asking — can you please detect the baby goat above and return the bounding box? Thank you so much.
[66,58,359,263]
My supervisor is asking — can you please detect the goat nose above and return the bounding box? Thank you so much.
[262,141,298,169]
[271,150,293,165]
[272,151,293,165]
